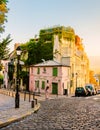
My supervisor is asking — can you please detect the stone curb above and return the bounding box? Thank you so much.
[0,103,40,129]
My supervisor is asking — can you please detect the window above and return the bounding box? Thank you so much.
[53,67,58,76]
[37,67,40,74]
[35,80,39,88]
[42,81,45,89]
[43,67,46,73]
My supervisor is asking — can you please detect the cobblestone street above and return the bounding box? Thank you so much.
[1,95,100,130]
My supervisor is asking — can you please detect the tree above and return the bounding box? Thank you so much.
[0,34,12,71]
[0,0,11,71]
[22,37,53,66]
[27,39,40,65]
[89,70,97,86]
[0,0,10,60]
[0,34,12,60]
[21,26,75,66]
[0,0,8,33]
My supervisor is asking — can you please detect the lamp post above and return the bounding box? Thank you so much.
[15,46,22,108]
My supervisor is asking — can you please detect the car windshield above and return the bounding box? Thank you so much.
[85,85,93,90]
[76,87,84,91]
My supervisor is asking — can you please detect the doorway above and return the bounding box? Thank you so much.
[52,83,58,94]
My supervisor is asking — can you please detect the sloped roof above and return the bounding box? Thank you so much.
[31,60,70,67]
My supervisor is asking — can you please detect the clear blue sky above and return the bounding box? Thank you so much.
[1,0,100,56]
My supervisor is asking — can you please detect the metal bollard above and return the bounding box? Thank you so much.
[29,92,31,102]
[31,100,35,108]
[24,91,26,101]
[12,92,14,97]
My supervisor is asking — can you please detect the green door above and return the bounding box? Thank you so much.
[52,83,58,94]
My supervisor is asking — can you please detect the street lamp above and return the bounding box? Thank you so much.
[15,46,22,108]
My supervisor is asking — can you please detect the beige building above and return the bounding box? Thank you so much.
[53,33,89,94]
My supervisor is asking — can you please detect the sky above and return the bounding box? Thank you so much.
[1,0,100,57]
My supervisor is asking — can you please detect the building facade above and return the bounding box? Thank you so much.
[53,33,89,93]
[29,60,70,95]
[38,26,90,94]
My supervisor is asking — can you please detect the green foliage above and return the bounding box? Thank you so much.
[22,27,54,65]
[0,74,3,85]
[20,70,29,91]
[0,34,12,60]
[27,40,38,65]
[0,63,3,71]
[39,29,54,61]
[40,26,75,42]
[0,0,8,4]
[40,42,53,60]
[22,26,75,66]
[20,44,28,65]
[0,0,8,33]
[20,70,28,78]
[22,37,53,66]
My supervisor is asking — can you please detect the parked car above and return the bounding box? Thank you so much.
[75,87,88,97]
[85,87,92,96]
[97,89,100,94]
[85,84,96,96]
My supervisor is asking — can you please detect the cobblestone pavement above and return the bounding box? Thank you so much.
[1,95,100,130]
[0,93,40,128]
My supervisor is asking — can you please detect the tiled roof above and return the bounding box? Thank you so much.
[32,60,70,67]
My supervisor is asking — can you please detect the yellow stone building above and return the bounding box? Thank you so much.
[53,28,89,94]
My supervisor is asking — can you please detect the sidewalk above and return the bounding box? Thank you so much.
[0,91,40,129]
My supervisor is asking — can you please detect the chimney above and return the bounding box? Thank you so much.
[14,43,20,50]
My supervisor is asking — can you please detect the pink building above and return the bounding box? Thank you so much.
[29,60,70,95]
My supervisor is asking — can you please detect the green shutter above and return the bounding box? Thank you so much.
[53,67,58,76]
[42,81,45,89]
[37,67,40,74]
[35,80,39,88]
[52,83,58,94]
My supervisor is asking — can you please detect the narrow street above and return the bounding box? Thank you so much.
[1,95,100,130]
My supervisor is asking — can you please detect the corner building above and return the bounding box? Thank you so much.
[38,26,89,94]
